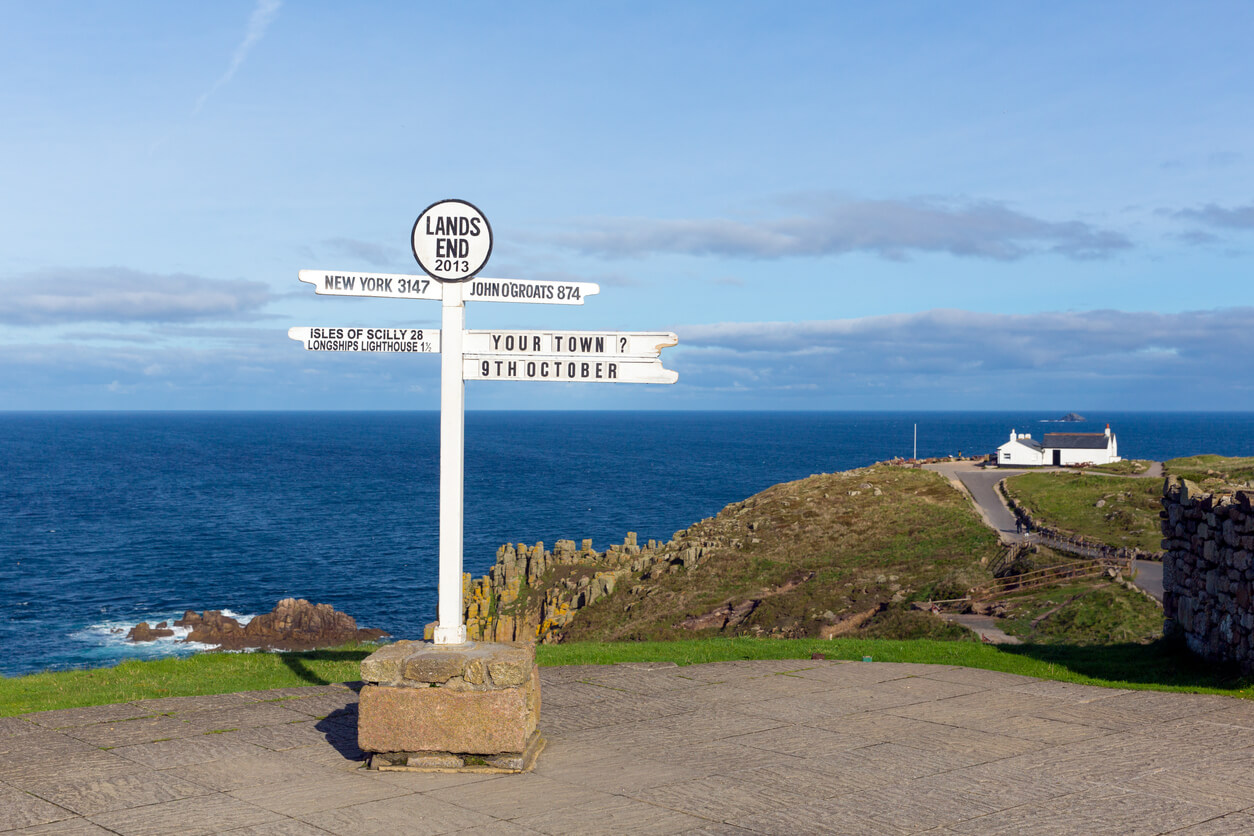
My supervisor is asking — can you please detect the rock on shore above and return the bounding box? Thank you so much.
[128,598,388,651]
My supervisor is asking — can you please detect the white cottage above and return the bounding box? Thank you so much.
[996,425,1120,467]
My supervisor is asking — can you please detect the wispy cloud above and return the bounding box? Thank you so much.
[193,0,282,115]
[1173,201,1254,231]
[669,308,1254,405]
[550,197,1131,262]
[680,308,1253,368]
[0,268,276,325]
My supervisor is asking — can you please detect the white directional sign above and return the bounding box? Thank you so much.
[412,199,492,282]
[288,327,440,353]
[298,271,598,306]
[463,331,676,357]
[298,270,441,301]
[294,201,677,647]
[462,277,599,305]
[465,355,677,383]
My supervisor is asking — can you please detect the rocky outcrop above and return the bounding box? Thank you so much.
[173,598,388,651]
[450,529,727,644]
[1162,478,1254,670]
[126,621,174,642]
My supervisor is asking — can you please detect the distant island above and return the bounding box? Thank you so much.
[1042,412,1085,423]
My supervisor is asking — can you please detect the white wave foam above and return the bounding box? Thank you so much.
[70,609,260,662]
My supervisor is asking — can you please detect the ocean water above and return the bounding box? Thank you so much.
[3,410,1253,677]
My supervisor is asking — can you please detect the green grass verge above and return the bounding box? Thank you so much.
[1165,455,1254,489]
[1003,471,1163,551]
[1085,459,1152,475]
[537,637,1252,697]
[0,645,378,717]
[4,635,1252,716]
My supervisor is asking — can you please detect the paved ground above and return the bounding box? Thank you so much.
[4,661,1254,835]
[941,614,1023,645]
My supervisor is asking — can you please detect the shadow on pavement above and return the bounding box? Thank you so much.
[316,706,367,762]
[1000,637,1252,693]
[278,648,374,686]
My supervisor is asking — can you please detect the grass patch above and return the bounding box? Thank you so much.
[1085,459,1153,475]
[859,606,977,642]
[5,634,1252,716]
[996,580,1163,645]
[1003,471,1163,551]
[0,644,376,717]
[1165,455,1254,490]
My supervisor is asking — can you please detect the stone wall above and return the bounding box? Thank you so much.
[1161,477,1254,670]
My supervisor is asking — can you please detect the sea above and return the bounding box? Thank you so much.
[3,410,1254,678]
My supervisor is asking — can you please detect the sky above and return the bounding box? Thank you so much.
[1,1,1252,411]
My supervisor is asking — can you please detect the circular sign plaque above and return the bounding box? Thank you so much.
[411,199,493,283]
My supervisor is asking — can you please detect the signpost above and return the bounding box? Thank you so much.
[292,200,678,646]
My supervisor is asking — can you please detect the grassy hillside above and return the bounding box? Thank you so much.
[1002,471,1163,552]
[559,464,1002,643]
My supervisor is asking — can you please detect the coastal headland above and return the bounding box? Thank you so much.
[454,459,1162,648]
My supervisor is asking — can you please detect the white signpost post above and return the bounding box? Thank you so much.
[292,200,678,648]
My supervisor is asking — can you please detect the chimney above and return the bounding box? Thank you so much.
[1105,423,1111,436]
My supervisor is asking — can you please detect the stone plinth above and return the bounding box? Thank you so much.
[358,640,543,772]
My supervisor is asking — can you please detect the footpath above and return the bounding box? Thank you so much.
[5,660,1254,835]
[926,461,1165,602]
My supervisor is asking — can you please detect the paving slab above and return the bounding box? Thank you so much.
[4,660,1254,834]
[0,782,76,830]
[87,793,282,836]
[0,717,40,739]
[296,791,496,835]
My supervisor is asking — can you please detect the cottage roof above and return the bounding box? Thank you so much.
[1043,432,1110,450]
[1004,436,1042,451]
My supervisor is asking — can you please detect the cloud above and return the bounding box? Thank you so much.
[0,267,276,324]
[550,198,1131,261]
[193,0,282,114]
[680,308,1253,368]
[0,335,443,409]
[1174,202,1254,231]
[1207,152,1243,168]
[670,308,1254,404]
[5,307,1254,410]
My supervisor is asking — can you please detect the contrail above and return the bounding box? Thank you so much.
[193,0,282,115]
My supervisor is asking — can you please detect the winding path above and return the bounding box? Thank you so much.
[923,462,1163,602]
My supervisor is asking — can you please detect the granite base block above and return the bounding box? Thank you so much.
[357,640,541,770]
